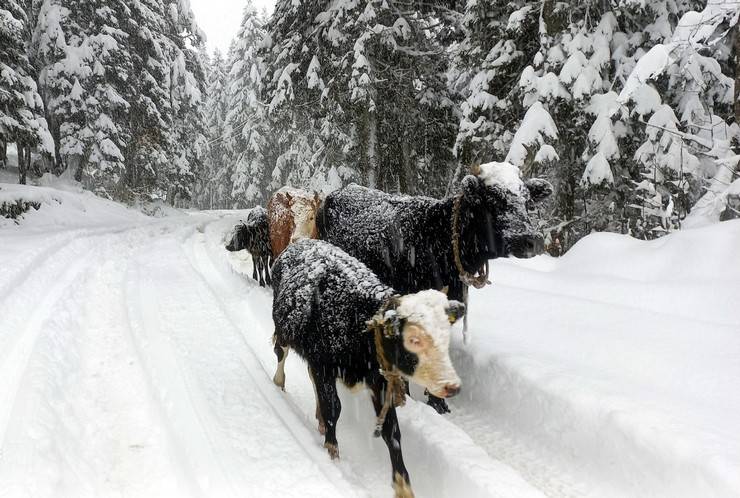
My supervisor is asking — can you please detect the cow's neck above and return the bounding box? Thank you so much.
[432,195,486,277]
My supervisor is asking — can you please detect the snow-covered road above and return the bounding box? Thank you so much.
[1,184,738,498]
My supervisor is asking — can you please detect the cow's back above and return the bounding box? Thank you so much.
[272,239,391,364]
[319,184,445,294]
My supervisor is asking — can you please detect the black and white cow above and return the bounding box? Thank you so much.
[225,206,272,287]
[272,239,464,498]
[317,161,552,412]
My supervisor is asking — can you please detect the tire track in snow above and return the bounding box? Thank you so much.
[0,223,143,302]
[0,229,202,498]
[0,239,98,443]
[187,217,547,498]
[123,232,360,498]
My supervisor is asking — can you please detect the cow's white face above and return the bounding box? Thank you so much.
[393,290,463,398]
[289,195,320,242]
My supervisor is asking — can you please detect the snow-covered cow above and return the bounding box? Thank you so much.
[266,187,321,258]
[225,207,272,287]
[317,161,552,412]
[271,239,464,498]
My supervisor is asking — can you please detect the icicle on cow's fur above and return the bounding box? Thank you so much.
[316,161,552,413]
[271,239,464,498]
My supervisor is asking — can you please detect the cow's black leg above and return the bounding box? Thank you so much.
[307,366,326,435]
[263,255,272,286]
[255,253,265,287]
[251,251,258,282]
[370,383,414,498]
[313,367,341,459]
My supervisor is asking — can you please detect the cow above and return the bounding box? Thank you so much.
[317,161,552,413]
[266,187,321,258]
[225,206,272,287]
[271,239,464,498]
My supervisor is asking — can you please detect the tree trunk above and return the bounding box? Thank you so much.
[0,137,6,169]
[18,142,27,185]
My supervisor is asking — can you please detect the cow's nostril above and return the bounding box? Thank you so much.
[445,385,460,398]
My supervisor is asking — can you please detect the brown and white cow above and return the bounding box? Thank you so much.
[266,187,322,258]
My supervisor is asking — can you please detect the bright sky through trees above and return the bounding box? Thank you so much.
[190,0,275,53]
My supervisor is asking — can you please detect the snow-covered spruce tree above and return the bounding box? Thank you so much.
[124,0,207,205]
[32,0,131,194]
[196,48,229,208]
[0,0,53,183]
[31,0,207,202]
[454,0,738,249]
[452,0,542,166]
[263,0,459,196]
[224,5,269,208]
[617,1,739,231]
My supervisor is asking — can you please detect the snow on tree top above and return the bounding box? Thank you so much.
[581,152,614,187]
[478,161,525,194]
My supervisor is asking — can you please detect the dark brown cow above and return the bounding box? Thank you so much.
[266,187,321,258]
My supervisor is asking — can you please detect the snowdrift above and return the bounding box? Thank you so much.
[0,181,145,230]
[452,220,740,498]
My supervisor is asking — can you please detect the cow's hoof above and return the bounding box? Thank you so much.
[426,395,450,414]
[272,375,285,391]
[324,442,339,460]
[392,472,415,498]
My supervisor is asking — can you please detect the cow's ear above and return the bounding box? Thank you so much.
[461,175,482,205]
[445,300,466,324]
[525,178,553,203]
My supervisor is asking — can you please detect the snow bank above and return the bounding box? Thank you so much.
[0,182,145,230]
[451,220,740,498]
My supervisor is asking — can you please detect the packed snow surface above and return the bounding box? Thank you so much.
[1,182,738,498]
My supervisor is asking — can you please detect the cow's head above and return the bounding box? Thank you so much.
[225,223,250,252]
[375,290,463,398]
[290,191,321,242]
[460,161,552,260]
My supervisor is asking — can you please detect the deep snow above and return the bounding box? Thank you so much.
[0,182,738,498]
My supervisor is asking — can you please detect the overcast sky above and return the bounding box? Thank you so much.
[190,0,276,55]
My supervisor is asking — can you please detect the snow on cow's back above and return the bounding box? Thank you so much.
[478,161,526,194]
[275,238,392,303]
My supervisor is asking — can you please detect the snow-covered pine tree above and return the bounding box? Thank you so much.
[123,0,207,205]
[0,0,53,183]
[31,0,208,202]
[618,0,739,232]
[196,48,229,208]
[224,4,269,208]
[263,0,459,196]
[453,0,541,165]
[31,0,131,194]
